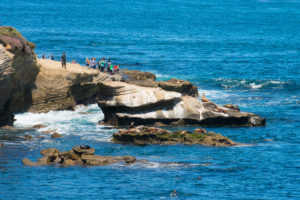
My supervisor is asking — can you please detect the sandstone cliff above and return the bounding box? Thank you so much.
[27,59,109,112]
[0,27,39,126]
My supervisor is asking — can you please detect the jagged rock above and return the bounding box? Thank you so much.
[51,132,62,138]
[22,145,144,167]
[112,125,238,147]
[97,81,265,127]
[32,124,47,129]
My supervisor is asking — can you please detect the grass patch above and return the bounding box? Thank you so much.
[0,26,35,49]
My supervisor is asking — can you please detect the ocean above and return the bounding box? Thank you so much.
[0,0,299,199]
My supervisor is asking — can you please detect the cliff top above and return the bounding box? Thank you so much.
[38,59,103,75]
[0,26,35,49]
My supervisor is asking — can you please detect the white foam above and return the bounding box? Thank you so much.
[198,89,231,100]
[249,83,263,89]
[14,104,116,142]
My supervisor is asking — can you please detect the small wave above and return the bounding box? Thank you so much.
[249,83,263,89]
[205,78,297,91]
[198,88,232,100]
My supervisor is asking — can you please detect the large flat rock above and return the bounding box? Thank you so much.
[96,81,265,127]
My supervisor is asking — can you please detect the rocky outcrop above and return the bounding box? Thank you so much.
[0,27,39,126]
[27,59,110,113]
[120,69,198,97]
[96,81,265,127]
[22,145,141,166]
[112,126,238,146]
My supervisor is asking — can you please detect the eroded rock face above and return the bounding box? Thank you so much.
[27,59,110,113]
[0,27,39,126]
[96,81,265,127]
[22,146,143,167]
[112,126,238,146]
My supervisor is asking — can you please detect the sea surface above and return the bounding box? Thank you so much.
[0,0,299,199]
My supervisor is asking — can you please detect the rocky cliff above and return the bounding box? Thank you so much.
[0,27,39,126]
[0,27,265,128]
[27,59,109,113]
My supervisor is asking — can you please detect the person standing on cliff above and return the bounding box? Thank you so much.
[61,52,66,69]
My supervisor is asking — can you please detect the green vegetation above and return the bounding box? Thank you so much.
[183,132,206,142]
[0,26,35,49]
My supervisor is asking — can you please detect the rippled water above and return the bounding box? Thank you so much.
[0,0,299,199]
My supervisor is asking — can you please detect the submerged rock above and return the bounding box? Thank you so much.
[32,124,47,129]
[112,126,238,147]
[22,145,144,167]
[51,132,62,138]
[24,134,33,140]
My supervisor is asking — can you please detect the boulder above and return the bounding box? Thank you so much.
[22,145,144,167]
[0,142,4,147]
[96,81,265,127]
[51,132,62,138]
[112,125,238,147]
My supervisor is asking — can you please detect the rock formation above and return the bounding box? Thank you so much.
[0,26,39,126]
[27,59,110,112]
[120,69,199,97]
[22,145,141,166]
[96,81,265,127]
[112,125,238,146]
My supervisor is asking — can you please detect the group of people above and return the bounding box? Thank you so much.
[41,53,120,74]
[85,57,120,74]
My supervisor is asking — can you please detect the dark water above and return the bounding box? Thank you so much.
[0,0,299,199]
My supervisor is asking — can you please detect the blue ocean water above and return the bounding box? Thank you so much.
[0,0,299,199]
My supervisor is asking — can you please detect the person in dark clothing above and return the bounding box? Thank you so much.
[107,59,111,73]
[42,54,45,59]
[98,58,106,72]
[61,52,66,69]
